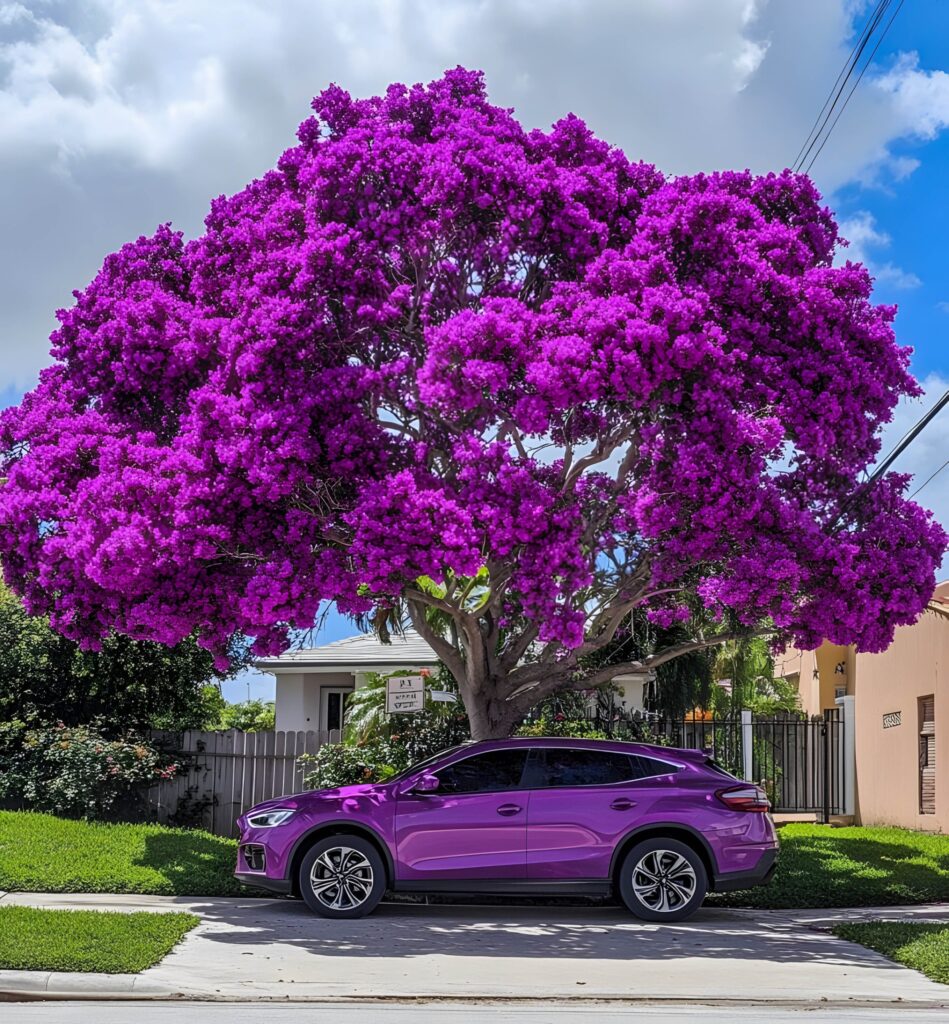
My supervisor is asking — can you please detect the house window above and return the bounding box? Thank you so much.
[919,696,936,815]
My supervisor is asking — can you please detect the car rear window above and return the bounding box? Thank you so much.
[704,757,740,781]
[527,749,674,788]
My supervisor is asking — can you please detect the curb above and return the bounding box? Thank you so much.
[1,969,947,1007]
[2,988,949,1008]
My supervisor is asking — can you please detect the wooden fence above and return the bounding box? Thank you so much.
[147,729,322,837]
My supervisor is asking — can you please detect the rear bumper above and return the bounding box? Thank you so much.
[712,847,777,892]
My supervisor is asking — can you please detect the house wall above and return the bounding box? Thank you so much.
[274,673,310,732]
[774,645,819,715]
[275,671,354,732]
[774,642,853,717]
[852,608,949,832]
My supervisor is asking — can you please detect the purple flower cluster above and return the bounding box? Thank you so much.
[0,68,944,668]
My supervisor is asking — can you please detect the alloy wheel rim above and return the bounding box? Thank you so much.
[631,850,697,912]
[309,846,374,910]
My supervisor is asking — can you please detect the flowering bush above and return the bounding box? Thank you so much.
[298,740,411,790]
[0,720,180,819]
[0,68,943,741]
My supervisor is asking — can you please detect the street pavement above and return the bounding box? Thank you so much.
[1,891,948,1007]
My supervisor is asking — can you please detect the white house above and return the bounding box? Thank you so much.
[256,630,439,740]
[258,628,651,738]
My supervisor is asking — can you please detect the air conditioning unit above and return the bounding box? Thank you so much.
[834,685,847,700]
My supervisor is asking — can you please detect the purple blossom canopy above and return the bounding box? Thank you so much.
[0,68,944,669]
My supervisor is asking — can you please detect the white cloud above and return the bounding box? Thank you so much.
[874,52,949,141]
[837,211,921,289]
[0,0,947,390]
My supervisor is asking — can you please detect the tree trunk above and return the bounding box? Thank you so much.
[458,677,522,741]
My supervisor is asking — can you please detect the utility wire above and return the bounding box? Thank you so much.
[868,390,949,486]
[802,0,906,176]
[792,0,907,176]
[793,0,891,172]
[910,458,949,500]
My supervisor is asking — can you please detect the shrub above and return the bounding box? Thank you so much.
[299,740,412,789]
[0,720,179,819]
[517,715,608,740]
[210,699,276,732]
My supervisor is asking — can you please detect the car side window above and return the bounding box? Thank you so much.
[533,749,635,787]
[434,750,528,795]
[628,754,678,780]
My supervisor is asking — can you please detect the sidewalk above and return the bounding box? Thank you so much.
[1,890,948,1006]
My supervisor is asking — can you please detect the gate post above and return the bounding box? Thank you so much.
[835,694,856,817]
[741,709,753,782]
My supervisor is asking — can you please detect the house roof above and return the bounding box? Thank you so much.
[255,629,439,671]
[929,580,949,618]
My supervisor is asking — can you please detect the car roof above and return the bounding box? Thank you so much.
[456,736,705,762]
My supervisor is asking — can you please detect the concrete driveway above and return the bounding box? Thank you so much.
[1,892,948,1007]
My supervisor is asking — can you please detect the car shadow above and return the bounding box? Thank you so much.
[169,896,906,967]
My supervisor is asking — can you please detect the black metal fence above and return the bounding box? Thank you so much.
[570,708,845,817]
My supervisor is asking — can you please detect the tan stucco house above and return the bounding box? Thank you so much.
[775,581,949,832]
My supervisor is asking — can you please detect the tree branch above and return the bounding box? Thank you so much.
[405,599,465,684]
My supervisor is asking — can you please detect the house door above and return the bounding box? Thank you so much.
[321,687,351,744]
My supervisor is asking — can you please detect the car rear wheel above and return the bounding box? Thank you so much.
[618,837,707,922]
[298,836,386,918]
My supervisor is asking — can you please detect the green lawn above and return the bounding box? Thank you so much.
[0,905,198,973]
[0,811,243,896]
[2,812,948,909]
[718,823,949,909]
[833,921,949,985]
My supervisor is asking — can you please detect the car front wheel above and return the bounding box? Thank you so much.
[618,838,707,922]
[298,836,386,918]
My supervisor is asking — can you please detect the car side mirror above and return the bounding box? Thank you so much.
[411,774,440,795]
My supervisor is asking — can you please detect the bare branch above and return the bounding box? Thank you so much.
[406,599,465,684]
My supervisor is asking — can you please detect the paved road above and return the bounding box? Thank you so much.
[2,892,949,1006]
[2,1002,948,1023]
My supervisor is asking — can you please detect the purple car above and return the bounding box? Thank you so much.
[235,737,778,921]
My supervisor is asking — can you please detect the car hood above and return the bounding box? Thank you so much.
[246,782,392,815]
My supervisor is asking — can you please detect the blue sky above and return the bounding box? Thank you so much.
[831,2,949,384]
[1,1,949,702]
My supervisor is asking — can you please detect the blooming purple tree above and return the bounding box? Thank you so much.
[0,69,944,739]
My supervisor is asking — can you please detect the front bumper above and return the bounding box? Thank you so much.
[234,871,292,895]
[712,847,778,892]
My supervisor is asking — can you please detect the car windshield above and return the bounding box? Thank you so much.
[387,744,469,783]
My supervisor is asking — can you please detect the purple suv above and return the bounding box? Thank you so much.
[235,737,778,921]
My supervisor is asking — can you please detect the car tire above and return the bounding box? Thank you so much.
[618,837,708,922]
[298,836,387,918]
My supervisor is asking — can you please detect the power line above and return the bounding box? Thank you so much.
[792,0,907,176]
[793,0,890,173]
[802,0,906,176]
[910,458,949,500]
[868,390,949,486]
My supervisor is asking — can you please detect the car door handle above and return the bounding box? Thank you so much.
[610,798,637,811]
[496,803,522,816]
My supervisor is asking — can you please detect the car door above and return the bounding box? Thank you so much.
[395,748,530,881]
[525,748,675,879]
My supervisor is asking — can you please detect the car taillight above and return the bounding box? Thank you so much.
[716,784,770,812]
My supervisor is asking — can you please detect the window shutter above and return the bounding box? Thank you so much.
[920,696,936,815]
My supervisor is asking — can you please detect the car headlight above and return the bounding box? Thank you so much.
[246,809,296,828]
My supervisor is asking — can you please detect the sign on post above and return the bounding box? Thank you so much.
[385,674,426,714]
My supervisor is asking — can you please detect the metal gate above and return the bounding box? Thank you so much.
[750,710,845,817]
[585,709,846,817]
